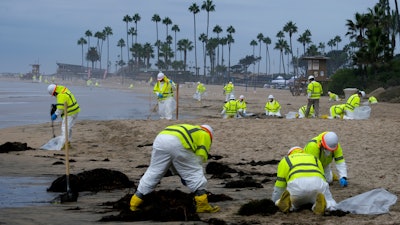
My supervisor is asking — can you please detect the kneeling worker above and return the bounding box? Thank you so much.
[272,147,337,215]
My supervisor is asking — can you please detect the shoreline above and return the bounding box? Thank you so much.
[0,76,399,225]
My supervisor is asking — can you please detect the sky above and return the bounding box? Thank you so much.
[0,0,396,75]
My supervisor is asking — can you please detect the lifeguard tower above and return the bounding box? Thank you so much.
[291,56,330,96]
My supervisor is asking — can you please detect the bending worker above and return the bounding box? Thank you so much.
[344,90,365,119]
[153,72,176,120]
[237,95,247,117]
[329,104,346,119]
[272,146,337,215]
[47,84,80,148]
[304,131,348,187]
[129,124,220,213]
[221,95,238,119]
[327,91,339,101]
[298,105,314,118]
[265,95,281,117]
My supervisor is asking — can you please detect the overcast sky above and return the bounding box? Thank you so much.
[0,0,395,75]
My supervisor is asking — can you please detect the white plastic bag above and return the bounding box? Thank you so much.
[334,188,397,214]
[40,136,65,150]
[285,111,297,119]
[352,106,371,120]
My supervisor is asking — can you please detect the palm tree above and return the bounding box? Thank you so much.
[128,27,136,48]
[199,33,208,76]
[123,15,132,66]
[132,13,141,44]
[77,37,87,67]
[250,40,257,74]
[274,39,289,74]
[201,0,215,39]
[85,30,92,68]
[189,3,200,76]
[117,38,126,84]
[297,30,312,56]
[143,42,154,70]
[219,37,227,66]
[152,14,161,63]
[103,26,113,74]
[226,25,235,79]
[162,17,172,40]
[86,47,100,73]
[256,33,264,76]
[171,24,180,61]
[94,31,105,69]
[334,35,342,50]
[283,21,298,75]
[327,39,335,51]
[318,42,326,54]
[263,37,271,75]
[213,25,223,66]
[177,39,193,71]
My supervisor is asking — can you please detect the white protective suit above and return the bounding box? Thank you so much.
[136,134,207,195]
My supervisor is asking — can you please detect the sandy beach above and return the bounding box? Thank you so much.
[0,77,399,225]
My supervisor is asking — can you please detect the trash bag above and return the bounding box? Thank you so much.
[334,188,397,215]
[352,106,371,120]
[285,111,297,119]
[40,136,65,151]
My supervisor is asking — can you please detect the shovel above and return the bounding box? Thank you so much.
[50,104,56,138]
[58,101,78,203]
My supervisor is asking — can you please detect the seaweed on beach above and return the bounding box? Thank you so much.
[0,141,34,153]
[47,168,135,192]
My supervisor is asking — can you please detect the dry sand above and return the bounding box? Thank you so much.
[0,77,399,225]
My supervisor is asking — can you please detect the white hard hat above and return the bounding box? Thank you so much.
[200,124,213,139]
[157,72,165,81]
[229,94,235,100]
[268,94,274,99]
[47,84,56,96]
[308,75,315,80]
[229,81,232,84]
[322,132,339,152]
[239,95,244,99]
[359,91,366,97]
[197,81,200,84]
[328,91,331,94]
[287,146,303,155]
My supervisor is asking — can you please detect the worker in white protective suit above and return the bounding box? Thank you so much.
[272,146,337,215]
[153,72,176,120]
[304,131,348,187]
[129,124,219,213]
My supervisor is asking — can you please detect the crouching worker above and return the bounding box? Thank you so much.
[272,147,337,215]
[130,124,220,213]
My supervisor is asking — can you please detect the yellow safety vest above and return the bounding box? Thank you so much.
[265,100,281,113]
[159,124,212,162]
[307,81,323,99]
[55,85,80,116]
[345,93,360,111]
[275,152,325,188]
[223,100,239,115]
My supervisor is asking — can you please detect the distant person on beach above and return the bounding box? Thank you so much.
[223,81,234,102]
[153,72,176,120]
[129,124,220,213]
[265,95,281,117]
[272,146,337,215]
[47,84,80,148]
[194,81,206,101]
[327,91,339,101]
[304,131,348,187]
[305,75,323,118]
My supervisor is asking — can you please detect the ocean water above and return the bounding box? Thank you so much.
[0,80,174,208]
[0,80,161,129]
